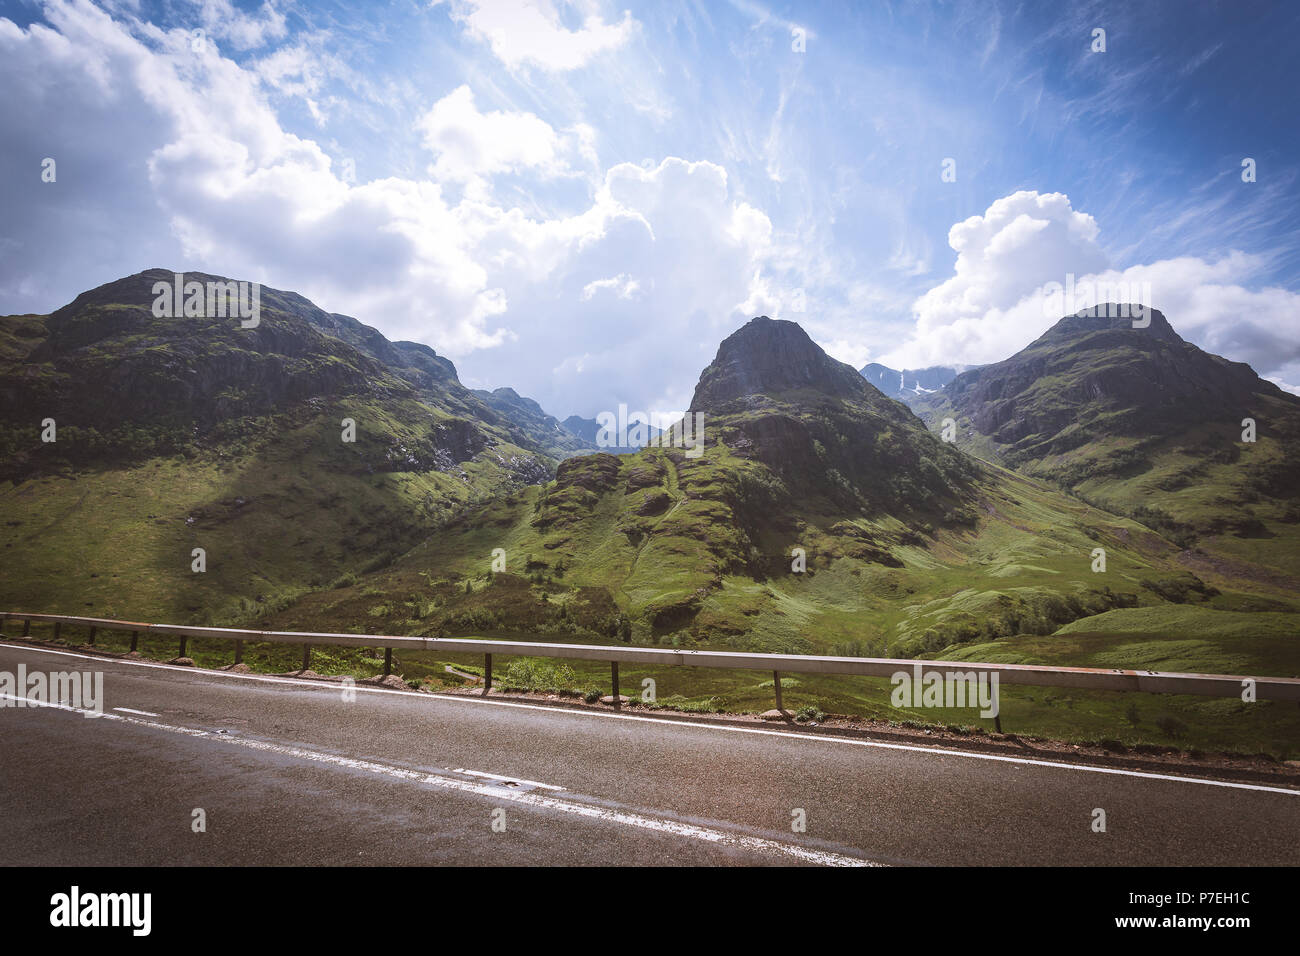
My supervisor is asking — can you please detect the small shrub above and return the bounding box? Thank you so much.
[1154,713,1188,738]
[501,658,576,693]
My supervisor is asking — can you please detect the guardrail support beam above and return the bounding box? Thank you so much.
[483,653,492,695]
[611,661,620,708]
[87,626,96,646]
[301,644,311,672]
[233,639,241,665]
[773,670,783,712]
[5,610,1300,704]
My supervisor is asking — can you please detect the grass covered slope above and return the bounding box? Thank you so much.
[931,604,1300,755]
[261,441,1209,652]
[6,296,1292,755]
[245,420,1300,754]
[915,305,1300,590]
[259,319,1220,659]
[0,270,561,621]
[0,401,548,623]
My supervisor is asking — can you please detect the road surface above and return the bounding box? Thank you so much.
[0,641,1296,866]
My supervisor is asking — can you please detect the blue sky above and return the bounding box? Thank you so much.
[3,0,1299,417]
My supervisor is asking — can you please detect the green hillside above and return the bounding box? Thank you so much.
[258,319,1232,657]
[914,305,1300,595]
[4,290,1296,754]
[0,270,570,622]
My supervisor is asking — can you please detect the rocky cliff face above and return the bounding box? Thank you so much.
[690,316,870,408]
[933,305,1290,461]
[687,316,977,518]
[914,304,1300,546]
[0,269,573,475]
[473,387,595,458]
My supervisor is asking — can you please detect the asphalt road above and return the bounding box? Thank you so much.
[1,641,1296,866]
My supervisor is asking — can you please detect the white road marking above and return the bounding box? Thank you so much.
[1,691,872,867]
[112,707,159,717]
[2,641,1297,797]
[452,768,565,791]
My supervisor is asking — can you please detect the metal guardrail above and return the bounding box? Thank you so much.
[3,611,1298,717]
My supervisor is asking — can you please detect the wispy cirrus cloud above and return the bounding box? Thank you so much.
[440,0,637,71]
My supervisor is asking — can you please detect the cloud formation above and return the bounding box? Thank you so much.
[0,0,772,414]
[419,85,574,185]
[444,0,636,71]
[3,1,1298,419]
[883,191,1300,393]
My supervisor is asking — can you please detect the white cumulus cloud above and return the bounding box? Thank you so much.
[418,85,571,184]
[0,2,779,415]
[883,191,1300,394]
[445,0,636,71]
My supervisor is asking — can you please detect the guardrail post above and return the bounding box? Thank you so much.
[994,713,1003,734]
[3,609,1300,707]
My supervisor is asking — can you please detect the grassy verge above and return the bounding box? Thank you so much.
[13,607,1297,760]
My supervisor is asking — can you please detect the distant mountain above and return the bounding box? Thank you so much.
[560,413,663,451]
[914,304,1300,555]
[560,415,600,443]
[0,269,562,621]
[859,362,966,406]
[473,387,595,459]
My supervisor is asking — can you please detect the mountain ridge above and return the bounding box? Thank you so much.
[1,268,584,473]
[0,268,581,622]
[915,303,1300,562]
[250,310,1222,661]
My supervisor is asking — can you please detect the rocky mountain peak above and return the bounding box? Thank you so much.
[1043,304,1180,345]
[689,316,869,410]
